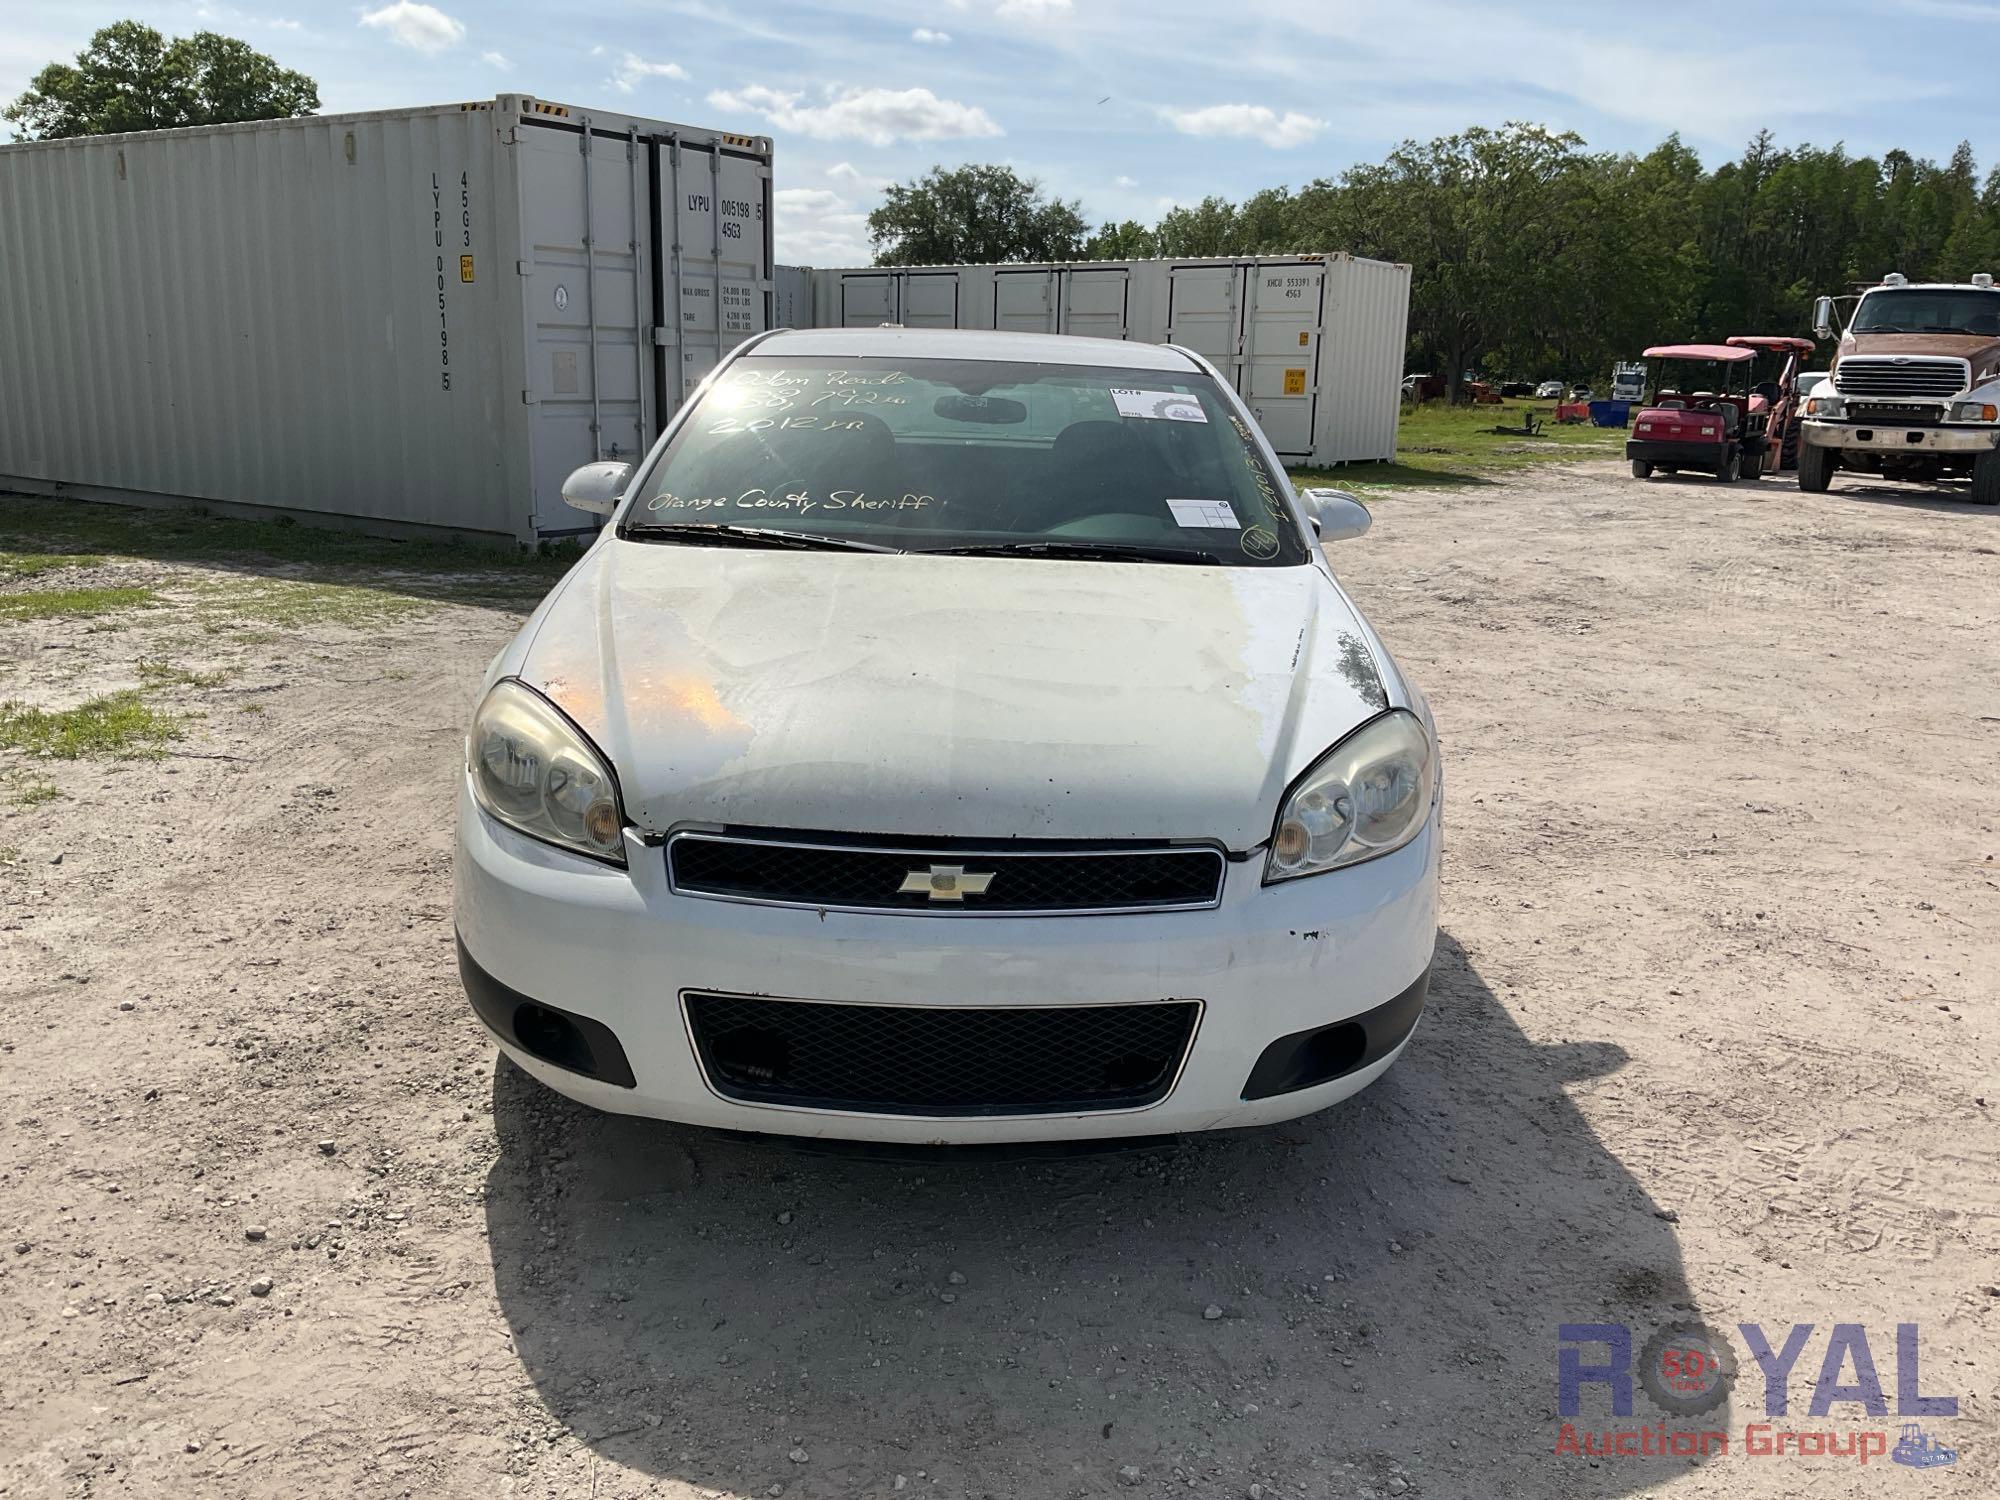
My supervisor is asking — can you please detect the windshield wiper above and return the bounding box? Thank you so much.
[1857,323,1906,333]
[925,539,1224,565]
[624,522,901,553]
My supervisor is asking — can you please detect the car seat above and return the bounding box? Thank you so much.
[1021,421,1174,532]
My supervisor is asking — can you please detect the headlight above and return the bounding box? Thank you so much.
[1806,394,1845,419]
[1949,400,1998,422]
[1265,710,1435,883]
[468,680,626,864]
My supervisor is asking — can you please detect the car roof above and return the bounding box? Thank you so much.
[1643,343,1754,363]
[1726,335,1816,353]
[751,325,1204,371]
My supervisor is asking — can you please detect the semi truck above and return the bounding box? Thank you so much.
[1798,272,2000,504]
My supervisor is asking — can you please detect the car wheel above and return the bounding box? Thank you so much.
[1630,459,1653,479]
[1971,448,2000,505]
[1797,441,1835,493]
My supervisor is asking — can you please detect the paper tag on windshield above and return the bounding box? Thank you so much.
[1166,498,1240,529]
[1112,388,1208,423]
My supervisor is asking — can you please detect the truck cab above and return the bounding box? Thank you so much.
[1799,272,2000,503]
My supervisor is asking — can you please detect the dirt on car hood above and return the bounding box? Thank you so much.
[516,541,1393,849]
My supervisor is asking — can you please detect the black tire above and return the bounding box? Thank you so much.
[1714,449,1740,483]
[1631,459,1653,479]
[1797,441,1835,493]
[1780,420,1801,471]
[1973,448,2000,505]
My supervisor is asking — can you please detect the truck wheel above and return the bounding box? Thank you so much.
[1631,459,1653,479]
[1780,422,1801,471]
[1972,448,2000,506]
[1797,441,1835,493]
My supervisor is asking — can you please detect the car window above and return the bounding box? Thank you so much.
[623,354,1313,565]
[1850,289,2000,335]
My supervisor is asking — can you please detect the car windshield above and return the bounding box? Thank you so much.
[622,354,1313,565]
[1850,288,2000,336]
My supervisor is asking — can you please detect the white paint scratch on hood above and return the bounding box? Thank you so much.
[520,542,1389,849]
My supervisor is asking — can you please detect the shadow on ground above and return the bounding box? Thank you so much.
[0,491,581,609]
[485,934,1726,1497]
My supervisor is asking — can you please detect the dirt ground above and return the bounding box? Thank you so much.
[1,461,1994,1499]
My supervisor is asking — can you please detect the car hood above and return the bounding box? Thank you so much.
[1841,332,2000,382]
[516,541,1392,849]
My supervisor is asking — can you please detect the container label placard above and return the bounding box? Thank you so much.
[1283,368,1307,395]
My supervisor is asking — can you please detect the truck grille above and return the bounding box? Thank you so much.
[1833,357,1969,400]
[683,994,1202,1116]
[668,833,1226,914]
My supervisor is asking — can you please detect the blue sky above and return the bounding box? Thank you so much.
[5,1,1992,264]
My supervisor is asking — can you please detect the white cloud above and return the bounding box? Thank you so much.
[775,187,847,214]
[1162,103,1325,148]
[827,161,894,193]
[611,53,690,92]
[480,49,511,69]
[912,27,952,43]
[357,1,464,55]
[1114,174,1137,188]
[706,85,1001,147]
[995,0,1073,18]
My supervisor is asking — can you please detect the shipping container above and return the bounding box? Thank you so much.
[0,95,774,543]
[785,254,1410,467]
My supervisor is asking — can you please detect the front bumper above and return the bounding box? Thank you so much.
[1802,419,2000,455]
[1626,438,1726,466]
[452,778,1441,1143]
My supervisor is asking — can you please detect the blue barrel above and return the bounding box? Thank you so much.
[1589,400,1630,427]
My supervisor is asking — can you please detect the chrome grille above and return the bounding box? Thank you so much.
[1833,357,1969,400]
[668,832,1226,915]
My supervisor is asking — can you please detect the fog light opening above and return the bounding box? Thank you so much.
[711,1025,791,1086]
[513,1001,598,1077]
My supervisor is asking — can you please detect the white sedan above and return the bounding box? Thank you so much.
[454,327,1440,1143]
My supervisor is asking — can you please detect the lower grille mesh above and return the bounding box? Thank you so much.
[684,994,1200,1116]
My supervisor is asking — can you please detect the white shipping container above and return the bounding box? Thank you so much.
[788,254,1410,467]
[0,95,774,543]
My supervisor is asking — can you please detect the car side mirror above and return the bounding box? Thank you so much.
[562,460,634,517]
[1298,487,1371,542]
[1812,295,1835,341]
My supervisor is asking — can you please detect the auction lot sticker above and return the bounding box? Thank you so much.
[1112,388,1207,423]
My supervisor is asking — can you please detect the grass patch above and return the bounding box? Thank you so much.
[192,578,423,631]
[0,585,156,622]
[0,691,181,759]
[138,658,232,689]
[238,702,266,715]
[7,777,60,807]
[0,551,106,578]
[1292,400,1623,493]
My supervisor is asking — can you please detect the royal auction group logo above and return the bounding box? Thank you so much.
[1556,1322,1959,1468]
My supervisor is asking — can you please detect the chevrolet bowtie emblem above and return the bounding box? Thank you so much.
[898,863,995,902]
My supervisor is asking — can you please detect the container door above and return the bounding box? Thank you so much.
[1060,267,1129,339]
[517,118,654,532]
[900,271,961,328]
[1165,264,1244,387]
[656,139,770,399]
[838,272,897,327]
[1240,262,1324,458]
[993,270,1057,332]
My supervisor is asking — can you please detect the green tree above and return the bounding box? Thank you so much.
[4,21,317,141]
[1154,196,1243,257]
[868,164,1088,266]
[1083,219,1158,259]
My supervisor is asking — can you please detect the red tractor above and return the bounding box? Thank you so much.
[1626,343,1763,483]
[1725,334,1818,474]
